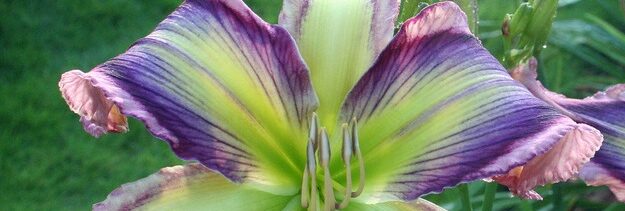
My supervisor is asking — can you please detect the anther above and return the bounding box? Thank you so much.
[320,128,335,211]
[309,113,319,146]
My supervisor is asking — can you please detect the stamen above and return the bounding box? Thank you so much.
[351,118,365,198]
[320,128,335,211]
[308,144,318,211]
[300,114,365,210]
[336,124,352,209]
[301,165,309,207]
[301,113,319,209]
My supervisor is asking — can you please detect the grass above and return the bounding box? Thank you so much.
[0,1,279,210]
[1,0,624,210]
[0,1,184,210]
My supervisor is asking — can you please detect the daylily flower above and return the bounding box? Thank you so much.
[508,58,625,201]
[59,0,599,209]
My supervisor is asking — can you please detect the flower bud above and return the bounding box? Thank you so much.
[527,0,558,55]
[508,3,533,37]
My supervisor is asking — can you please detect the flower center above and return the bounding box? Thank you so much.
[300,113,365,211]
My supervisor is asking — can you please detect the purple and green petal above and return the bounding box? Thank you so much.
[333,2,578,201]
[279,0,400,128]
[511,58,625,201]
[59,0,317,192]
[94,163,445,211]
[93,163,294,210]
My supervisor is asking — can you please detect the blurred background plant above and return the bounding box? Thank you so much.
[1,0,624,210]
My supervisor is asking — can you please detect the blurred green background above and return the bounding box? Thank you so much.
[1,0,625,210]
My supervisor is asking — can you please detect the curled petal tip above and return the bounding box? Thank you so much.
[494,124,603,199]
[59,70,128,137]
[511,59,625,202]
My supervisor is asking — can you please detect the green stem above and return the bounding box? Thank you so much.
[458,183,473,211]
[482,183,497,211]
[552,184,562,211]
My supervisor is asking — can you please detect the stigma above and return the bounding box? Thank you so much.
[300,113,365,210]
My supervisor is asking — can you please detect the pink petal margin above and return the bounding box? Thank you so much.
[579,162,625,202]
[92,163,210,211]
[492,124,603,200]
[59,70,128,137]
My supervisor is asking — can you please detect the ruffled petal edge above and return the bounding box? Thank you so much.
[59,70,128,137]
[493,124,603,199]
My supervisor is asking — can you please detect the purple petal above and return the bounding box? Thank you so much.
[511,58,625,200]
[93,164,446,210]
[93,163,294,210]
[336,2,577,201]
[58,0,317,187]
